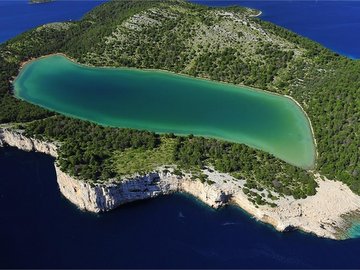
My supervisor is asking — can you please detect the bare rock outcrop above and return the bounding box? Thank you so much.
[56,167,181,212]
[55,165,231,213]
[0,128,58,157]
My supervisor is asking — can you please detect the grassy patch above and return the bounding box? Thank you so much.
[112,138,176,177]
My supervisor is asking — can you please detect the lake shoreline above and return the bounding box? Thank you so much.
[284,94,318,164]
[14,53,317,169]
[16,52,312,105]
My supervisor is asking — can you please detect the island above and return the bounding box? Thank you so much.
[29,0,54,4]
[0,0,359,240]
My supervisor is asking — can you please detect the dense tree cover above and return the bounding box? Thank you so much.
[0,0,359,199]
[293,61,360,193]
[190,45,294,89]
[62,0,163,61]
[24,116,159,181]
[0,94,53,123]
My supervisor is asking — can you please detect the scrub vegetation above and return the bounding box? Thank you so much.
[0,0,359,202]
[112,138,175,178]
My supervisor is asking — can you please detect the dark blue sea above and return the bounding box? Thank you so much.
[1,0,360,268]
[2,147,360,268]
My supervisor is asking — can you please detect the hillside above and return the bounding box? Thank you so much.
[0,0,359,204]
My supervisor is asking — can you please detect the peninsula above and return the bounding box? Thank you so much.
[0,0,359,240]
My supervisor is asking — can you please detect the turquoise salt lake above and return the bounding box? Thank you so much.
[14,55,316,169]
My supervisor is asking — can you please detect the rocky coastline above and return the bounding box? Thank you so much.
[1,127,360,240]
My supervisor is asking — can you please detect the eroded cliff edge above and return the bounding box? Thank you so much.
[1,128,359,240]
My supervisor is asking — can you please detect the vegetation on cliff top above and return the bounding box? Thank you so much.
[24,115,317,202]
[0,0,359,201]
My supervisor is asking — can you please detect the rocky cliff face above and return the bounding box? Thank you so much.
[56,165,231,213]
[2,127,359,240]
[0,128,58,158]
[0,128,231,213]
[56,166,180,212]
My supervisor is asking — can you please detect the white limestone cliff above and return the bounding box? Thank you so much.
[55,165,232,213]
[1,127,360,240]
[0,128,58,158]
[55,166,181,212]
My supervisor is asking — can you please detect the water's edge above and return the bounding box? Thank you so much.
[13,53,317,169]
[1,127,358,240]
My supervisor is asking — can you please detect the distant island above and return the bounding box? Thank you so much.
[1,0,359,240]
[29,0,53,4]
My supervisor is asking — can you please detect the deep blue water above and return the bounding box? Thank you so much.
[191,0,360,59]
[0,0,105,43]
[2,147,360,268]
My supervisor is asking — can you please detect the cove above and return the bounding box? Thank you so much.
[13,55,316,169]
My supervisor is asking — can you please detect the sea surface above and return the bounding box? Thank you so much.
[14,55,315,169]
[1,0,360,268]
[2,147,360,268]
